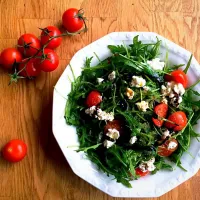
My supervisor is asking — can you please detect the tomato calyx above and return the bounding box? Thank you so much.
[9,67,25,85]
[17,38,39,56]
[39,27,52,37]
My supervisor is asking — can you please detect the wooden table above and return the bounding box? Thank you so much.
[0,0,199,199]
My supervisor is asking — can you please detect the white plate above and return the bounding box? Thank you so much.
[52,32,200,198]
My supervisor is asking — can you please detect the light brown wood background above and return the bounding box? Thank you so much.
[0,0,200,199]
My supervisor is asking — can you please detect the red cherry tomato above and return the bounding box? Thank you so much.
[85,91,102,107]
[164,70,188,88]
[36,48,59,72]
[152,103,168,127]
[62,8,84,33]
[104,120,122,134]
[40,26,62,49]
[158,138,178,157]
[18,34,41,57]
[0,48,22,69]
[19,58,41,77]
[135,168,149,177]
[2,139,27,163]
[165,111,187,131]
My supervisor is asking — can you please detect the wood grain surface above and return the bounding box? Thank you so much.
[0,0,200,199]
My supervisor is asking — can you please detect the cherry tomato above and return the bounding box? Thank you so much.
[165,111,187,131]
[40,26,62,49]
[0,48,22,69]
[85,90,102,107]
[135,167,149,177]
[2,139,27,163]
[152,103,168,127]
[165,70,188,88]
[104,120,122,134]
[19,58,41,77]
[62,8,84,32]
[158,138,178,157]
[18,34,41,57]
[36,48,59,72]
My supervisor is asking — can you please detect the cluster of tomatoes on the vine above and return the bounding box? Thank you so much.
[1,8,87,163]
[0,8,87,85]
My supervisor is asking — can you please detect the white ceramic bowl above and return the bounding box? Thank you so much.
[52,32,200,198]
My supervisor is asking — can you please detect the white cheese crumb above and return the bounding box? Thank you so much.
[173,83,185,95]
[168,141,178,150]
[126,88,134,100]
[103,140,115,149]
[136,101,149,112]
[108,71,116,80]
[129,136,137,144]
[178,96,183,104]
[138,163,148,172]
[161,81,185,107]
[161,97,168,104]
[143,86,150,91]
[147,58,165,71]
[97,78,104,84]
[95,109,114,121]
[162,129,170,139]
[85,106,96,116]
[106,129,120,140]
[139,158,156,172]
[130,76,146,88]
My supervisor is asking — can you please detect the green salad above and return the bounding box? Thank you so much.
[65,36,200,188]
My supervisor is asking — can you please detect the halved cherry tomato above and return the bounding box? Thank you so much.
[62,8,84,33]
[165,111,187,131]
[85,90,102,107]
[18,34,40,57]
[19,58,41,77]
[104,120,122,134]
[2,139,27,162]
[158,138,178,157]
[40,26,62,49]
[135,167,149,177]
[0,48,22,69]
[36,48,59,72]
[152,103,168,127]
[165,70,188,88]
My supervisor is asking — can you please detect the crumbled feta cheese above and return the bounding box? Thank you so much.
[129,136,137,144]
[147,163,156,172]
[178,96,183,104]
[168,141,178,150]
[169,92,175,98]
[103,140,115,148]
[126,88,134,100]
[108,71,116,80]
[136,101,149,112]
[162,129,170,139]
[130,76,146,88]
[97,78,104,84]
[170,97,178,107]
[174,83,185,95]
[139,158,156,172]
[95,109,114,121]
[143,86,150,91]
[138,163,148,172]
[106,128,120,140]
[85,106,96,116]
[147,58,165,71]
[161,84,172,96]
[161,97,168,104]
[161,81,185,107]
